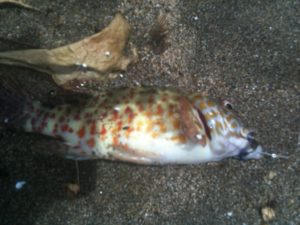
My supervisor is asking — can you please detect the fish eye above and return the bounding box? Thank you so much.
[222,100,233,110]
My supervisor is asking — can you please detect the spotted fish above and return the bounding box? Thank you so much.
[0,85,263,164]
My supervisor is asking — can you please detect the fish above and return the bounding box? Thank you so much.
[0,83,263,164]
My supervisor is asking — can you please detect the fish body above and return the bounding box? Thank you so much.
[2,87,262,164]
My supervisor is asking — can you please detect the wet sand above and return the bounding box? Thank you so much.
[0,0,299,224]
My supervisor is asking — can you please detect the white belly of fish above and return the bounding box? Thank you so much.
[115,131,216,164]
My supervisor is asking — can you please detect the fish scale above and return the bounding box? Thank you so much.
[2,87,263,164]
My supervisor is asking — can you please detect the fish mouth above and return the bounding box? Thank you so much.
[237,136,263,160]
[239,145,263,160]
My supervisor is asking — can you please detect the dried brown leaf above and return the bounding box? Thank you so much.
[0,14,133,87]
[0,0,38,11]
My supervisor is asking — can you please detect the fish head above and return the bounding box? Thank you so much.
[192,97,263,161]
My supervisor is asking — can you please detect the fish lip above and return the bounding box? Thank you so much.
[243,145,263,160]
[237,133,262,160]
[237,144,263,160]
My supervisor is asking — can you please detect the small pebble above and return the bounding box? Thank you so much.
[65,183,80,198]
[261,206,275,222]
[15,181,26,190]
[226,211,233,217]
[49,90,56,96]
[192,16,199,21]
[268,171,277,180]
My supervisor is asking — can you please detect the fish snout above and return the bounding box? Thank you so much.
[237,131,263,160]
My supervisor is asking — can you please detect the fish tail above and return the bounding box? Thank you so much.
[0,79,32,128]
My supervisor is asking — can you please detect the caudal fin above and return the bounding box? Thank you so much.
[0,79,31,128]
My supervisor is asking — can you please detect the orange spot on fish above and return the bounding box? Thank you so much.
[231,122,237,129]
[151,132,160,139]
[61,124,69,132]
[125,127,133,138]
[226,114,233,121]
[100,126,107,136]
[207,100,214,107]
[136,101,144,112]
[112,110,119,121]
[74,114,80,120]
[206,111,218,120]
[87,138,95,148]
[172,120,181,130]
[215,121,223,131]
[145,110,153,118]
[77,127,85,138]
[148,95,154,105]
[124,106,135,123]
[168,104,176,117]
[156,104,163,115]
[128,113,135,123]
[125,106,132,114]
[90,121,96,135]
[159,123,167,133]
[113,136,119,145]
[117,120,123,131]
[146,122,154,133]
[199,101,207,110]
[171,135,187,143]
